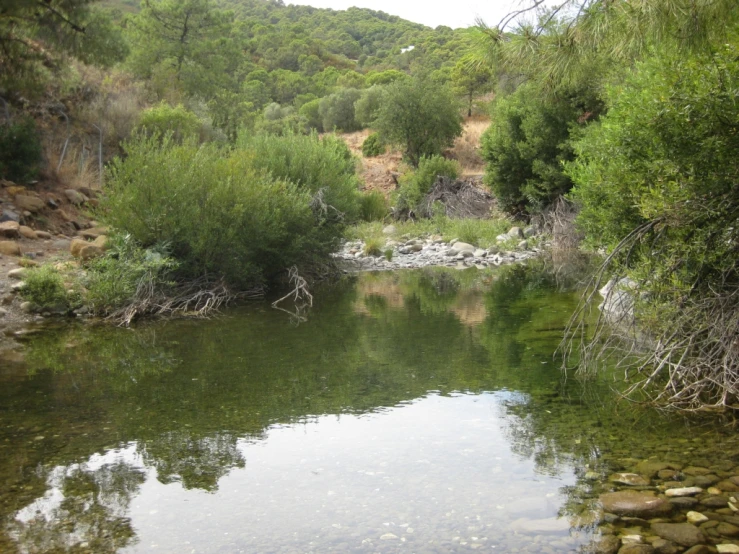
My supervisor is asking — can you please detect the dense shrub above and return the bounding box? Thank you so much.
[318,88,362,132]
[104,134,349,288]
[298,98,322,131]
[373,77,462,167]
[481,82,587,214]
[354,86,385,127]
[359,191,388,222]
[238,131,361,223]
[137,103,202,142]
[21,265,73,310]
[0,118,42,182]
[361,133,385,157]
[396,155,460,214]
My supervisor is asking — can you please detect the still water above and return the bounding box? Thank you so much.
[0,264,737,553]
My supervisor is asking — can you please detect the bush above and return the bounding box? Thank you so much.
[21,265,72,310]
[361,133,385,157]
[298,98,322,131]
[84,233,177,314]
[104,134,347,288]
[363,236,384,256]
[480,82,588,214]
[238,131,361,223]
[318,88,362,132]
[137,103,202,142]
[396,155,460,214]
[0,118,42,183]
[359,191,388,222]
[354,86,385,127]
[373,77,462,166]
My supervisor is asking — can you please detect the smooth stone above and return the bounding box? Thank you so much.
[702,497,730,508]
[454,242,475,252]
[600,491,673,517]
[717,523,739,537]
[685,467,713,476]
[611,473,651,486]
[688,512,710,524]
[666,487,704,497]
[636,462,673,478]
[651,523,705,547]
[618,545,654,554]
[670,497,699,508]
[717,546,739,553]
[13,194,45,213]
[718,481,739,493]
[683,547,717,554]
[651,538,680,554]
[18,226,37,239]
[593,535,621,554]
[380,533,398,540]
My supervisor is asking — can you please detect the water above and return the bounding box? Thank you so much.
[1,264,738,553]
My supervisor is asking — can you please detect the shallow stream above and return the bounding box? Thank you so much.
[1,264,738,553]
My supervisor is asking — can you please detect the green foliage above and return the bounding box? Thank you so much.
[137,103,202,142]
[481,83,587,213]
[361,133,385,157]
[363,236,384,257]
[451,58,493,116]
[298,99,322,131]
[104,134,349,288]
[373,77,462,166]
[318,88,362,132]
[21,266,71,311]
[0,118,43,183]
[354,86,385,127]
[569,44,739,288]
[238,132,361,224]
[359,191,388,222]
[84,234,177,314]
[396,155,460,213]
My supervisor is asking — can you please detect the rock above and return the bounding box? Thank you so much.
[487,246,500,255]
[518,240,529,250]
[454,242,475,252]
[77,187,98,199]
[718,481,739,493]
[695,475,721,487]
[445,248,459,257]
[592,535,621,554]
[18,226,37,239]
[599,491,673,517]
[0,209,20,223]
[666,487,704,497]
[651,539,680,554]
[473,249,486,257]
[611,473,651,486]
[380,533,398,540]
[11,281,25,292]
[64,189,88,205]
[618,545,654,554]
[717,546,739,553]
[70,238,88,258]
[14,194,45,213]
[46,198,59,209]
[509,517,570,534]
[523,226,536,238]
[0,308,6,318]
[409,244,423,252]
[79,244,104,261]
[717,523,739,537]
[508,226,524,239]
[651,523,705,547]
[685,467,713,476]
[670,497,699,508]
[20,301,34,313]
[683,547,717,554]
[710,487,725,495]
[35,231,51,240]
[382,225,396,235]
[688,512,710,524]
[460,250,473,258]
[702,496,730,508]
[0,241,21,256]
[7,268,26,280]
[0,221,20,238]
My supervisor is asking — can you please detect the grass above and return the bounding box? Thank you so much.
[347,215,513,249]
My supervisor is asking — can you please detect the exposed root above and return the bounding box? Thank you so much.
[271,266,313,324]
[106,276,261,327]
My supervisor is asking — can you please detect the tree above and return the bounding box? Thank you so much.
[452,59,492,117]
[373,77,462,166]
[318,88,362,132]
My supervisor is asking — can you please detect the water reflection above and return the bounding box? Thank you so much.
[0,264,735,553]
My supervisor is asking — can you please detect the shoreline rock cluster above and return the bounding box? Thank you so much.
[586,460,739,554]
[334,224,545,272]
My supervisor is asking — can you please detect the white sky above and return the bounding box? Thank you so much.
[286,0,537,29]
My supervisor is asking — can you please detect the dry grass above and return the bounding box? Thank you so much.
[449,117,489,176]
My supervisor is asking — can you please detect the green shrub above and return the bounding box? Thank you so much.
[105,134,350,288]
[354,86,385,127]
[84,234,177,314]
[359,191,388,222]
[137,103,202,142]
[396,155,460,214]
[318,88,362,132]
[238,131,361,223]
[21,265,71,310]
[298,98,322,131]
[0,118,42,182]
[363,236,384,256]
[361,133,385,157]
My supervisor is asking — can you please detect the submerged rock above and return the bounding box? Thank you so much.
[650,523,705,547]
[599,491,672,517]
[610,473,650,486]
[665,487,703,497]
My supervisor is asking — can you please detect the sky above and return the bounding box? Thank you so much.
[285,0,535,29]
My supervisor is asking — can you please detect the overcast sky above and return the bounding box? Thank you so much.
[286,0,536,29]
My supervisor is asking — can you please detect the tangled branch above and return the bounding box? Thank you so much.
[271,266,313,324]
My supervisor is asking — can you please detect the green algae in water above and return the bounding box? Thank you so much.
[1,263,738,553]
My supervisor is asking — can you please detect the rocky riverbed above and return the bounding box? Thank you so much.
[334,224,544,272]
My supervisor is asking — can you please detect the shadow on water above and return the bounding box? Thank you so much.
[1,260,737,553]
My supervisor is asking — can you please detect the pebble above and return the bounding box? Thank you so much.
[380,533,398,540]
[665,487,703,497]
[717,546,739,553]
[687,511,709,524]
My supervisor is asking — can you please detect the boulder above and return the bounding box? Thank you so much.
[19,226,37,239]
[0,241,21,256]
[65,189,88,205]
[14,194,45,213]
[70,238,88,258]
[599,491,673,517]
[79,244,104,261]
[651,523,705,547]
[454,242,475,252]
[0,221,20,238]
[508,226,525,239]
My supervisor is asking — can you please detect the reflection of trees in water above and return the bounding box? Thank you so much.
[6,458,144,553]
[140,431,245,491]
